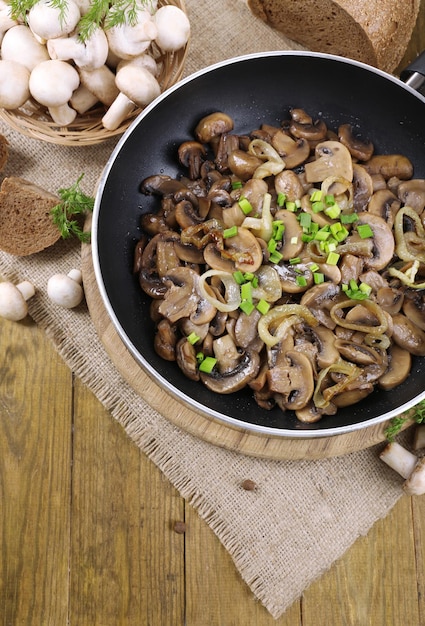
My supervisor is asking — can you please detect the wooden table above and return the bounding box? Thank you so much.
[2,12,425,624]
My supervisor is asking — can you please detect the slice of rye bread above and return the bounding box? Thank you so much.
[246,0,420,73]
[0,134,8,171]
[0,177,61,256]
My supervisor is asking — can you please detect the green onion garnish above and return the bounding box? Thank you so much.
[357,223,374,239]
[199,356,218,373]
[223,225,238,238]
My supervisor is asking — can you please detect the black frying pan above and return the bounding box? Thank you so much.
[92,51,425,438]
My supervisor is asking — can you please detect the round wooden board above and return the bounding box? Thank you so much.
[81,240,412,461]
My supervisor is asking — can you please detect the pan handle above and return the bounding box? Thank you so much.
[400,50,425,91]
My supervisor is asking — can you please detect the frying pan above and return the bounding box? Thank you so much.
[92,51,425,438]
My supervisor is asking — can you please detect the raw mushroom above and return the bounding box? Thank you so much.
[380,442,425,495]
[153,5,190,51]
[29,59,80,125]
[102,64,161,131]
[47,269,84,308]
[0,1,18,45]
[0,280,35,321]
[47,26,109,70]
[1,24,50,71]
[105,9,157,60]
[77,65,120,108]
[0,60,30,109]
[28,0,81,43]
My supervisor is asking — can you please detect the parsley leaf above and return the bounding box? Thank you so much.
[51,174,95,243]
[385,399,425,442]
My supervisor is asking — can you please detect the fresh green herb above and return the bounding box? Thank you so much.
[385,400,425,442]
[50,174,95,243]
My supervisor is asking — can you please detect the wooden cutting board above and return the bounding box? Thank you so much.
[81,239,413,461]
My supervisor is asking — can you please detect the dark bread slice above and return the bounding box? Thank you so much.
[0,176,61,256]
[0,134,8,171]
[247,0,420,73]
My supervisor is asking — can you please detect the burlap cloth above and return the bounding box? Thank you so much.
[0,1,415,619]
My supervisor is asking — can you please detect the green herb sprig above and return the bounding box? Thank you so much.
[385,399,425,442]
[51,174,95,243]
[10,0,154,42]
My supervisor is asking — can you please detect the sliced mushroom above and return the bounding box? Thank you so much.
[224,226,263,272]
[295,401,337,423]
[288,108,328,143]
[311,326,340,369]
[273,209,304,260]
[334,339,384,366]
[274,263,313,293]
[300,282,341,329]
[158,266,200,323]
[176,337,200,381]
[267,351,314,410]
[391,313,425,356]
[304,141,353,184]
[234,308,263,350]
[178,141,206,180]
[367,189,401,229]
[195,111,234,144]
[141,174,186,196]
[200,349,260,393]
[212,334,242,374]
[227,149,264,181]
[274,169,304,201]
[376,286,404,315]
[397,179,425,214]
[403,295,425,331]
[154,319,177,360]
[362,154,414,180]
[352,164,373,212]
[355,212,395,271]
[338,124,374,161]
[378,344,411,390]
[271,131,310,168]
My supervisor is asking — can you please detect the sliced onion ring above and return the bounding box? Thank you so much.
[330,299,389,335]
[198,269,241,312]
[258,304,318,347]
[313,359,362,409]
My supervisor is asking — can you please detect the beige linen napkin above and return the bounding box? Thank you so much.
[0,0,413,618]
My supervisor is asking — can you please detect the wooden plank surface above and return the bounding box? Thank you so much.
[1,306,425,625]
[2,5,425,623]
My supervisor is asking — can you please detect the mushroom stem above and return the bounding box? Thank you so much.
[17,280,36,301]
[379,442,418,479]
[413,424,425,451]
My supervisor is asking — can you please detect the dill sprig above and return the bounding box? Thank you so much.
[51,174,95,243]
[385,399,425,442]
[10,0,154,41]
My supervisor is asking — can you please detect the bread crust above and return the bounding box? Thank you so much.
[247,0,420,72]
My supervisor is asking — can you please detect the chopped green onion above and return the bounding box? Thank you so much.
[310,189,322,202]
[232,180,243,189]
[286,201,297,212]
[187,332,200,345]
[334,226,350,242]
[299,212,312,231]
[315,228,331,241]
[199,356,217,373]
[223,225,238,238]
[312,201,324,213]
[309,262,319,272]
[277,192,286,206]
[269,250,283,264]
[289,256,301,265]
[196,351,204,363]
[240,300,255,315]
[325,194,335,205]
[357,223,374,239]
[296,275,308,287]
[359,282,372,295]
[313,272,325,284]
[349,279,358,291]
[268,238,277,253]
[233,270,245,284]
[340,213,359,224]
[240,281,253,302]
[256,299,271,315]
[326,251,340,265]
[238,197,253,215]
[324,203,341,219]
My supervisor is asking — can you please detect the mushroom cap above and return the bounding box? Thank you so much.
[105,10,157,60]
[115,64,161,106]
[47,273,84,308]
[404,457,425,496]
[0,60,30,109]
[304,140,353,184]
[1,25,50,71]
[154,5,190,52]
[47,27,109,71]
[0,281,32,321]
[28,0,81,41]
[29,60,80,107]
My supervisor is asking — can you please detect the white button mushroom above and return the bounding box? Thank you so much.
[116,53,159,77]
[27,0,81,43]
[1,24,50,71]
[0,280,35,321]
[47,26,109,71]
[154,5,190,52]
[0,1,18,45]
[105,9,157,60]
[29,59,80,126]
[47,269,84,308]
[101,64,161,131]
[77,64,120,107]
[0,60,30,109]
[380,441,425,496]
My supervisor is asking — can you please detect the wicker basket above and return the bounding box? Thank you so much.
[0,0,189,146]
